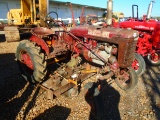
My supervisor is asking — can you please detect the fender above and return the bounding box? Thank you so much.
[30,35,49,55]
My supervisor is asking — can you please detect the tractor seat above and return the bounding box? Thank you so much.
[31,27,54,36]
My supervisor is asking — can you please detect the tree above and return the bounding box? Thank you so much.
[102,12,118,19]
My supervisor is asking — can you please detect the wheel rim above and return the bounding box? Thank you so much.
[20,50,34,70]
[150,53,159,63]
[117,70,132,88]
[132,59,139,71]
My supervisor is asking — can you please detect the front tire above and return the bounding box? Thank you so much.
[132,53,146,76]
[16,40,47,83]
[115,68,138,91]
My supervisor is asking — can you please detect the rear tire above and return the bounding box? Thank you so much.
[16,40,47,83]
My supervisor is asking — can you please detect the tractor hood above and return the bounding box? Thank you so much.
[70,25,139,39]
[119,20,160,31]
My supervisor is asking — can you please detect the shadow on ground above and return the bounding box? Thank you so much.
[0,34,5,42]
[33,105,71,120]
[0,81,35,119]
[0,32,31,43]
[0,53,20,87]
[0,52,35,119]
[84,80,121,120]
[142,64,160,120]
[0,53,22,103]
[0,52,73,120]
[101,81,121,120]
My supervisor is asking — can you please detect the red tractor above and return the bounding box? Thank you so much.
[15,0,139,99]
[79,2,146,77]
[119,1,160,66]
[15,1,141,118]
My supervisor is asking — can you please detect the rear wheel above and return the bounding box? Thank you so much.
[132,53,146,76]
[115,68,138,91]
[16,40,47,83]
[147,52,160,66]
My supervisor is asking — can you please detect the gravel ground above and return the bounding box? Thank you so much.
[0,34,160,120]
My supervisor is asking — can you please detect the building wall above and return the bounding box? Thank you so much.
[49,2,105,21]
[0,0,105,22]
[0,0,20,19]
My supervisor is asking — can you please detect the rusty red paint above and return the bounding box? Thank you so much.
[30,35,49,55]
[151,53,159,62]
[132,59,139,70]
[21,52,34,69]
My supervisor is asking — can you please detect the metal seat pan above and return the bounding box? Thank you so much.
[32,27,54,36]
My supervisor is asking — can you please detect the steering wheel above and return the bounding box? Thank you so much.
[45,11,59,28]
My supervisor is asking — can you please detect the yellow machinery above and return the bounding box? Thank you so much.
[4,0,49,42]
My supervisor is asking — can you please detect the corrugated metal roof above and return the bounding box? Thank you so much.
[49,0,106,10]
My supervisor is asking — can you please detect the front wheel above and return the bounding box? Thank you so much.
[16,40,47,83]
[115,68,138,91]
[132,53,146,76]
[147,52,160,66]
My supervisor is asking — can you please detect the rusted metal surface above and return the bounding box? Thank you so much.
[97,71,114,80]
[70,25,139,39]
[40,61,98,99]
[41,79,55,99]
[52,83,75,97]
[69,25,138,68]
[31,27,54,36]
[29,35,50,55]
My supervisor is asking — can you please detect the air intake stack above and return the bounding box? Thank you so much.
[106,0,113,26]
[146,1,154,20]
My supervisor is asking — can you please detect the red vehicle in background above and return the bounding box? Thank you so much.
[119,1,160,65]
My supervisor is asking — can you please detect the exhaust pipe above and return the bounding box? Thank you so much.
[106,0,113,26]
[146,1,155,20]
[132,5,138,19]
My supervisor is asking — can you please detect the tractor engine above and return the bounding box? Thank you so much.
[75,40,114,66]
[67,25,139,69]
